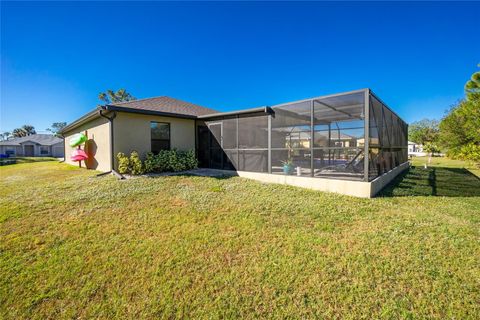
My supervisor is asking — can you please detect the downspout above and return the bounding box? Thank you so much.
[194,118,197,160]
[58,132,66,163]
[98,109,124,179]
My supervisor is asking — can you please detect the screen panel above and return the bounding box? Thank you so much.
[271,100,311,149]
[238,150,268,172]
[223,118,237,149]
[368,93,408,180]
[312,147,364,180]
[238,115,268,149]
[271,149,311,176]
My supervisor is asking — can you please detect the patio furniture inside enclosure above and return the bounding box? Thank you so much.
[197,89,408,182]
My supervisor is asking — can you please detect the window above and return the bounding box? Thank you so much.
[40,146,49,155]
[5,149,15,156]
[151,122,170,153]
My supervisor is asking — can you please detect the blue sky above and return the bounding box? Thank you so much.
[1,1,479,132]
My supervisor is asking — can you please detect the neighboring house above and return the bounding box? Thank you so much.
[0,134,64,157]
[274,129,358,148]
[408,141,426,157]
[60,89,409,198]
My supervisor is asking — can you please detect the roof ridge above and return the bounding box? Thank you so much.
[108,95,168,106]
[0,133,62,146]
[108,95,217,113]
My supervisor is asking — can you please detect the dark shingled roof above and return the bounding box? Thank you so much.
[0,134,63,146]
[108,96,218,117]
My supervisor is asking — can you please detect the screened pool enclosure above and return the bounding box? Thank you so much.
[196,89,408,182]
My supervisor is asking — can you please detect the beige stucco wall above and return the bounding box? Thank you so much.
[234,171,373,198]
[113,112,195,169]
[63,116,111,172]
[207,161,410,198]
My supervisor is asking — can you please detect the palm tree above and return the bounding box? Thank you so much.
[12,128,26,138]
[12,125,36,138]
[47,122,67,136]
[0,132,11,141]
[21,125,36,135]
[98,89,136,104]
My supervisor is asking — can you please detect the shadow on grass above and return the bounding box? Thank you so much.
[145,168,237,180]
[0,157,60,166]
[175,173,235,180]
[379,166,480,197]
[15,157,57,163]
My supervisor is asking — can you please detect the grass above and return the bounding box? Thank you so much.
[380,157,480,197]
[1,158,479,319]
[0,157,58,166]
[410,156,480,177]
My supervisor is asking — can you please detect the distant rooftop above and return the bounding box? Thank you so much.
[0,134,63,146]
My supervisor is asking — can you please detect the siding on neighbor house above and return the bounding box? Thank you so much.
[113,112,196,169]
[0,146,23,156]
[52,143,65,157]
[63,116,111,172]
[0,143,64,157]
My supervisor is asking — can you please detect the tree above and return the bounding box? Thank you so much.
[47,122,67,136]
[12,125,36,138]
[408,119,440,165]
[465,64,480,99]
[408,119,439,145]
[12,128,26,138]
[98,89,136,104]
[423,142,441,157]
[439,94,480,165]
[439,65,480,166]
[0,132,11,141]
[21,125,36,136]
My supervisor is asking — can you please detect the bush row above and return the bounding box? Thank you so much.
[116,150,198,175]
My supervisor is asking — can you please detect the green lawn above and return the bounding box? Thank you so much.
[410,156,480,177]
[1,158,479,319]
[0,157,59,166]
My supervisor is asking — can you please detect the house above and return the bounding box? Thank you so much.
[0,134,64,157]
[408,141,425,156]
[60,89,409,197]
[61,96,217,172]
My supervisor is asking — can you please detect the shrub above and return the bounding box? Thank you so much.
[181,150,198,170]
[129,151,145,175]
[458,143,480,165]
[118,150,198,174]
[167,150,185,172]
[117,152,130,174]
[156,150,170,172]
[143,149,198,173]
[144,152,157,173]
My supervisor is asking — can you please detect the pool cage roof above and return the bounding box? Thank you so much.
[197,89,408,182]
[200,88,400,122]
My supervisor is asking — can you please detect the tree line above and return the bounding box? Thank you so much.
[1,89,136,141]
[409,65,480,166]
[0,123,67,141]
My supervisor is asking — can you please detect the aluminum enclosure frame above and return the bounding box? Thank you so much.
[197,88,408,183]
